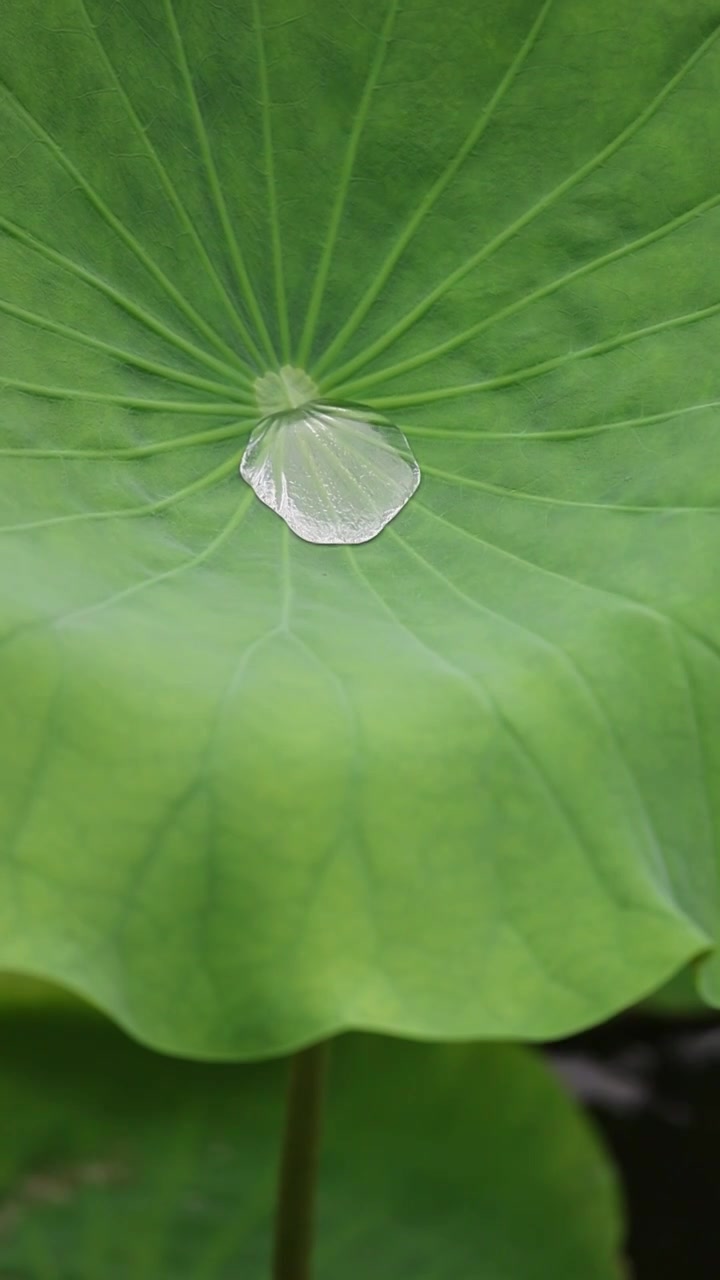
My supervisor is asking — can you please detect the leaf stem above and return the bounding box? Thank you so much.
[272,1041,330,1280]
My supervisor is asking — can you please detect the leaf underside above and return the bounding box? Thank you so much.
[0,0,719,1056]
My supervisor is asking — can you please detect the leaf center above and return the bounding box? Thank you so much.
[254,366,319,415]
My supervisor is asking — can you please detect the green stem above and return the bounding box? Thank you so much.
[272,1041,330,1280]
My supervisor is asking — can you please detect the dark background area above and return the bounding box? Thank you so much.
[551,1011,720,1279]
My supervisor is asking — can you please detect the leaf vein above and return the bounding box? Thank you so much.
[75,0,262,375]
[163,0,276,364]
[390,526,683,909]
[314,0,554,377]
[0,453,241,536]
[421,462,720,513]
[253,0,291,360]
[325,20,720,383]
[296,0,402,364]
[0,296,249,399]
[0,73,245,368]
[0,214,245,383]
[55,489,253,629]
[364,301,720,411]
[332,190,720,396]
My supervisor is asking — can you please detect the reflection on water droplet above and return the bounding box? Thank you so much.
[240,397,421,546]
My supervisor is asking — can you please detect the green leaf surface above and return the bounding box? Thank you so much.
[0,984,624,1280]
[1,0,720,1055]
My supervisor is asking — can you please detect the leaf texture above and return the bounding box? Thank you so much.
[0,0,719,1055]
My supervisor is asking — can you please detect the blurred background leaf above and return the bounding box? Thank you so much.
[0,979,623,1279]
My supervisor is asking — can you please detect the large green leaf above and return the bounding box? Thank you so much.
[0,983,624,1279]
[1,0,719,1056]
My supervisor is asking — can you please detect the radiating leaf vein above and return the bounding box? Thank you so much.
[0,74,244,368]
[163,0,276,365]
[0,214,245,384]
[365,301,720,409]
[329,189,720,397]
[296,0,402,364]
[75,0,264,377]
[0,296,248,399]
[402,401,720,443]
[313,0,555,377]
[55,490,253,630]
[322,21,720,386]
[423,463,720,513]
[0,454,241,536]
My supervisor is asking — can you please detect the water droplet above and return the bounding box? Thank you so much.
[240,391,421,545]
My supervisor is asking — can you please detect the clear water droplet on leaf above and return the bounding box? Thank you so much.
[241,373,420,544]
